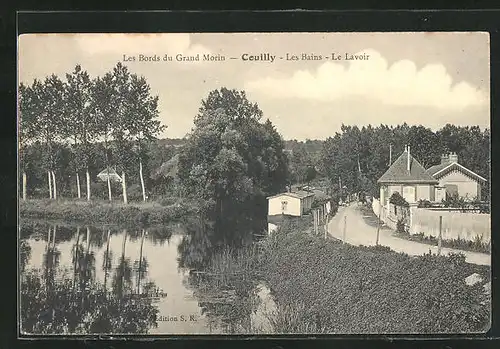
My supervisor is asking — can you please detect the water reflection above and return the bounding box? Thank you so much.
[20,219,274,335]
[176,217,271,333]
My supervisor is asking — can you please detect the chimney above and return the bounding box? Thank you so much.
[441,153,449,164]
[407,145,411,172]
[449,152,458,163]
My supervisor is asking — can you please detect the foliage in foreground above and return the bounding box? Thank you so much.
[259,222,491,334]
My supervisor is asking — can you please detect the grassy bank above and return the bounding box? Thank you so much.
[394,230,491,254]
[261,220,490,334]
[19,198,196,226]
[203,214,490,334]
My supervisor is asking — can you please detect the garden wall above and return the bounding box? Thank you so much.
[372,198,402,231]
[409,208,491,244]
[372,199,490,243]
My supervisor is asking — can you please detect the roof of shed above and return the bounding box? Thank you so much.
[266,190,315,200]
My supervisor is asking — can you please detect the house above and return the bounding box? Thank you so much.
[377,146,439,206]
[426,152,487,201]
[267,190,315,217]
[97,168,122,183]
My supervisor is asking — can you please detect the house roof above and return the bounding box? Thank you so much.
[378,150,439,184]
[97,168,122,182]
[427,162,487,183]
[267,190,315,200]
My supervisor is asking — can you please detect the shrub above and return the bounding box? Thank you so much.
[396,218,407,234]
[389,192,409,207]
[260,225,490,334]
[417,199,433,208]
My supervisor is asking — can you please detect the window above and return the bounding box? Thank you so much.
[281,201,288,212]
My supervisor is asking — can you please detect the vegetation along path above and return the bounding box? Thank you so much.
[328,203,490,266]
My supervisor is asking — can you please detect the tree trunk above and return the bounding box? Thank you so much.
[48,171,53,199]
[106,168,112,202]
[51,171,57,200]
[122,171,128,204]
[76,172,81,199]
[22,171,27,201]
[86,168,91,201]
[139,160,146,202]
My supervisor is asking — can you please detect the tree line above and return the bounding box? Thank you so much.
[19,63,165,203]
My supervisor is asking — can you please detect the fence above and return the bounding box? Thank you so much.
[409,207,491,244]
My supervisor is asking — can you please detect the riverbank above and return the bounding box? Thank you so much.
[262,219,490,333]
[204,214,491,334]
[19,198,196,227]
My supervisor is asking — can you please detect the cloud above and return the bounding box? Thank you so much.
[245,49,488,110]
[74,33,211,62]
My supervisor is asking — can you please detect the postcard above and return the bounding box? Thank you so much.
[18,32,491,336]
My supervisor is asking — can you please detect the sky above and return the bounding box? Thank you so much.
[18,32,490,140]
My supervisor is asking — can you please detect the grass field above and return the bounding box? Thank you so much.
[19,198,195,226]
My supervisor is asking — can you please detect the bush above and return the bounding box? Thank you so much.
[260,226,490,334]
[389,192,409,207]
[396,218,408,234]
[417,199,433,208]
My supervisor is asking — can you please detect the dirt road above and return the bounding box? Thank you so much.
[328,203,491,266]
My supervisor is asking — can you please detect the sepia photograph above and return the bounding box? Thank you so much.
[17,32,491,336]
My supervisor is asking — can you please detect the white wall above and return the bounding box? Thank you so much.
[409,207,490,243]
[416,185,432,201]
[402,185,416,203]
[268,195,302,216]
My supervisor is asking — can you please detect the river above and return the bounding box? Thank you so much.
[19,219,276,335]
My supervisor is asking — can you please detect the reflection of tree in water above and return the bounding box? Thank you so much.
[20,239,32,273]
[191,273,261,334]
[21,224,159,334]
[43,225,61,294]
[177,218,215,270]
[177,217,262,333]
[146,226,174,246]
[112,230,133,299]
[73,227,96,294]
[133,230,148,295]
